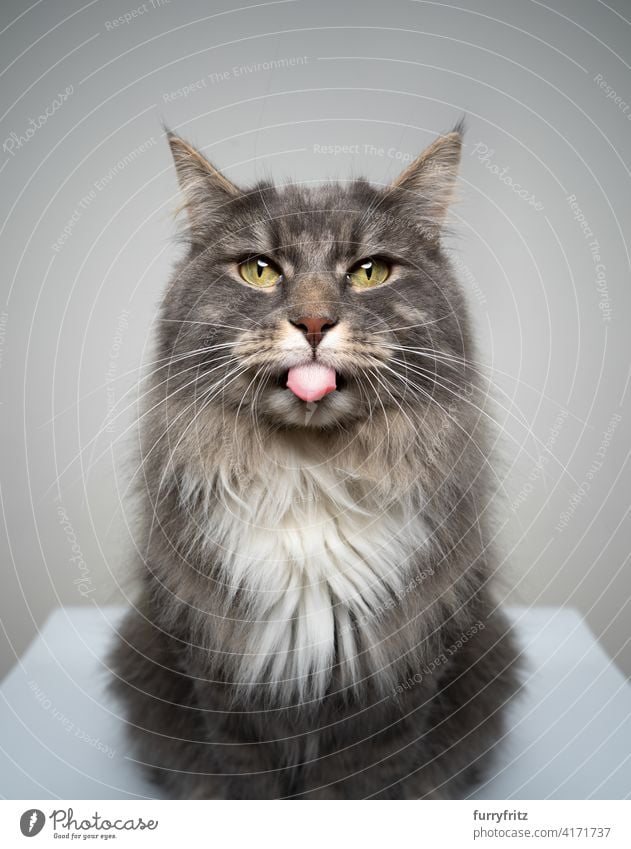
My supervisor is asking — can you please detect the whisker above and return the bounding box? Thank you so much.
[385,354,580,488]
[156,318,256,332]
[381,343,588,425]
[370,313,458,334]
[369,357,512,502]
[41,341,240,428]
[150,362,250,511]
[123,361,249,518]
[360,367,392,452]
[47,354,241,498]
[139,361,251,555]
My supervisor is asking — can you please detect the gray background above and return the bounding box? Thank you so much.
[0,0,630,680]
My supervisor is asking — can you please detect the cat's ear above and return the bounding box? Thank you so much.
[167,131,240,237]
[389,124,463,239]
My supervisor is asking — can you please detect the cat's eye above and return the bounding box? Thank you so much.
[238,256,282,288]
[347,257,390,289]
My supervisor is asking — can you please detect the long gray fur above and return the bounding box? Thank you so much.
[110,124,519,799]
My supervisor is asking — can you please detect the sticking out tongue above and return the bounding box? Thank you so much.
[286,363,337,403]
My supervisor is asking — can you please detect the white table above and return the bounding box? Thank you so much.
[1,606,629,799]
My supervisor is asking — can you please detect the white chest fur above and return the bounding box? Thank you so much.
[184,445,428,701]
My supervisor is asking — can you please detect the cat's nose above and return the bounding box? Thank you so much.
[290,316,338,349]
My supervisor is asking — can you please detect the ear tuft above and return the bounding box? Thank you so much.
[166,131,240,239]
[389,124,463,239]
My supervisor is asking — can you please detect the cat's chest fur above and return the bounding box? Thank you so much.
[186,441,429,701]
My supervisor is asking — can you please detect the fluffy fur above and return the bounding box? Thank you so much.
[110,123,519,799]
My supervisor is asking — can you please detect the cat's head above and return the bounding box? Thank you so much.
[158,125,471,431]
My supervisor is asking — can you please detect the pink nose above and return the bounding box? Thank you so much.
[290,316,338,349]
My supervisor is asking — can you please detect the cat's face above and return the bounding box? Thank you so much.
[159,129,470,430]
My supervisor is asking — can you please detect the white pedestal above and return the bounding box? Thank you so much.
[1,606,629,799]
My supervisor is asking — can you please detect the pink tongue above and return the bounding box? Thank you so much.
[286,363,337,402]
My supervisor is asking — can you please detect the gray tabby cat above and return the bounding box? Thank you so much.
[110,123,519,799]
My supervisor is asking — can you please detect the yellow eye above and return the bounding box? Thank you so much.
[347,257,390,289]
[238,257,281,288]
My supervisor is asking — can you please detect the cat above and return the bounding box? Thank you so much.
[110,122,520,799]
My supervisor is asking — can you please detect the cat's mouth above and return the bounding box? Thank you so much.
[256,362,362,427]
[275,365,347,401]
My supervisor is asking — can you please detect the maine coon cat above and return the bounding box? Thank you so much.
[110,123,519,799]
